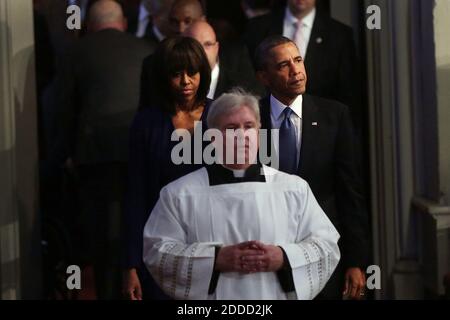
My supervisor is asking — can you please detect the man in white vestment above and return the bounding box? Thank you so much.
[143,89,340,300]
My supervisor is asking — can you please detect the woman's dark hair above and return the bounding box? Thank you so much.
[151,36,211,114]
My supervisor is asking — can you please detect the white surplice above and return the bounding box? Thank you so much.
[143,165,340,300]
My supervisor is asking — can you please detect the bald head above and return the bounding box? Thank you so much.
[88,0,127,32]
[184,21,219,69]
[169,0,205,35]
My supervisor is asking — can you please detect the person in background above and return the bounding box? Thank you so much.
[183,20,264,100]
[255,35,368,300]
[241,0,273,19]
[168,0,206,35]
[53,0,156,299]
[139,0,262,107]
[127,0,174,42]
[142,89,340,300]
[122,36,212,300]
[243,0,361,127]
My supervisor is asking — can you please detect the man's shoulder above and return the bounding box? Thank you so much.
[76,29,155,55]
[162,168,209,196]
[246,12,273,29]
[246,8,284,28]
[314,14,354,46]
[304,94,349,116]
[263,166,309,190]
[127,34,157,49]
[327,17,353,35]
[114,31,157,55]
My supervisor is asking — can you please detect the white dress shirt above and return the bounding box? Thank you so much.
[283,7,316,59]
[135,2,151,38]
[207,63,220,100]
[270,94,303,165]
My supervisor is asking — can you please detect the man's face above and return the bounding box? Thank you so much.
[257,42,307,104]
[184,25,219,69]
[169,1,204,35]
[287,0,316,16]
[216,106,260,169]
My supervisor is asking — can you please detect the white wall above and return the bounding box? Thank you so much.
[434,0,450,205]
[0,0,41,299]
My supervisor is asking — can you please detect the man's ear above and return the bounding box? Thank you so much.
[256,70,269,87]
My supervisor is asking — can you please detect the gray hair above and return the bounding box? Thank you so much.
[207,88,261,129]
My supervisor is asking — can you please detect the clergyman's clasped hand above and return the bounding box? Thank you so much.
[215,241,284,274]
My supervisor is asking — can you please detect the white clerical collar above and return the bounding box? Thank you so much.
[270,94,303,121]
[285,6,316,28]
[221,165,246,178]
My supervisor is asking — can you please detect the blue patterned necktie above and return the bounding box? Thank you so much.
[278,107,298,174]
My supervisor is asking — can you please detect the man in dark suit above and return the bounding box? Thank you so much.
[53,0,156,299]
[243,0,360,125]
[184,21,264,99]
[255,35,368,300]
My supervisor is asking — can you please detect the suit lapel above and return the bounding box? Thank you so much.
[259,97,271,129]
[259,96,273,158]
[305,13,328,71]
[298,95,318,176]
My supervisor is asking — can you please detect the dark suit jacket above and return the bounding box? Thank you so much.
[54,29,156,165]
[216,41,265,98]
[122,0,141,36]
[244,9,360,123]
[259,94,368,274]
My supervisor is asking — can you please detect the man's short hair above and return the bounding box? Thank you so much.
[254,35,298,71]
[207,88,261,129]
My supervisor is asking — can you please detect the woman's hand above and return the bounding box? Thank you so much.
[122,268,142,300]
